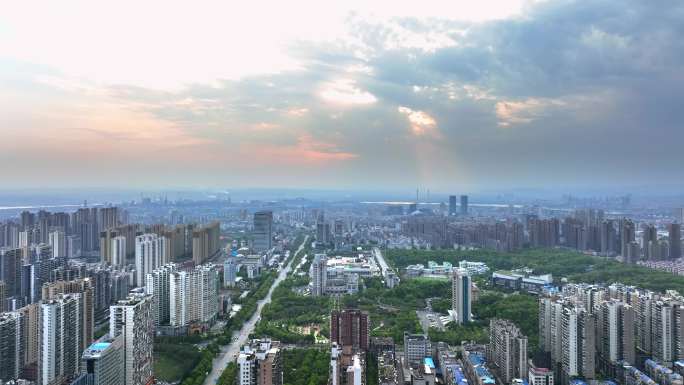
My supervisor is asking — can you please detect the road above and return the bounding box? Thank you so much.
[203,235,309,385]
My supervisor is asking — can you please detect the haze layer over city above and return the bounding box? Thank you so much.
[2,2,684,385]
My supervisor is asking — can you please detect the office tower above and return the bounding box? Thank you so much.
[311,254,328,297]
[560,306,595,381]
[316,222,332,244]
[192,221,220,264]
[80,336,124,385]
[0,312,22,382]
[109,293,154,385]
[669,223,681,259]
[597,300,635,371]
[110,236,126,268]
[237,339,283,385]
[330,309,370,352]
[49,230,66,259]
[448,195,457,216]
[460,195,468,215]
[42,278,95,354]
[487,318,528,384]
[169,264,219,326]
[224,259,237,288]
[403,332,431,366]
[135,233,166,287]
[1,248,22,297]
[41,293,82,385]
[452,268,471,324]
[620,219,636,259]
[18,303,41,380]
[0,280,5,312]
[253,212,273,252]
[145,264,176,326]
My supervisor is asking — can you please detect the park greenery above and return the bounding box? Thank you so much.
[385,247,684,294]
[283,349,330,385]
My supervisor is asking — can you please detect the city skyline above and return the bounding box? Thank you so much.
[2,0,684,190]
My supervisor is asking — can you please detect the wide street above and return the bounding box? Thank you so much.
[203,235,309,385]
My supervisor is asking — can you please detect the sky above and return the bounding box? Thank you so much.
[1,0,683,193]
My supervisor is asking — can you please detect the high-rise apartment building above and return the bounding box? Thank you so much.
[110,236,127,268]
[224,259,237,288]
[643,224,658,260]
[145,264,177,326]
[620,219,636,260]
[192,222,220,265]
[42,278,95,355]
[80,336,124,385]
[330,309,370,353]
[487,318,528,384]
[669,223,681,259]
[49,230,66,259]
[41,293,82,385]
[0,312,22,382]
[253,212,273,253]
[560,306,596,381]
[237,339,283,385]
[452,268,471,324]
[311,254,327,297]
[135,234,166,287]
[1,248,22,297]
[0,281,5,312]
[109,293,154,385]
[597,300,635,371]
[169,264,219,327]
[18,303,41,381]
[316,222,332,244]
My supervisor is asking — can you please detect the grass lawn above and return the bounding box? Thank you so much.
[154,343,202,383]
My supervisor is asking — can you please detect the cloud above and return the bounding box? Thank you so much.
[397,106,440,137]
[2,0,684,189]
[495,98,566,127]
[319,79,377,106]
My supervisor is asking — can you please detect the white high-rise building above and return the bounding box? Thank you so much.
[311,254,327,297]
[145,263,177,326]
[598,300,635,365]
[109,292,154,385]
[111,236,127,268]
[41,293,82,385]
[169,264,219,326]
[135,234,166,287]
[48,230,66,259]
[452,268,471,324]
